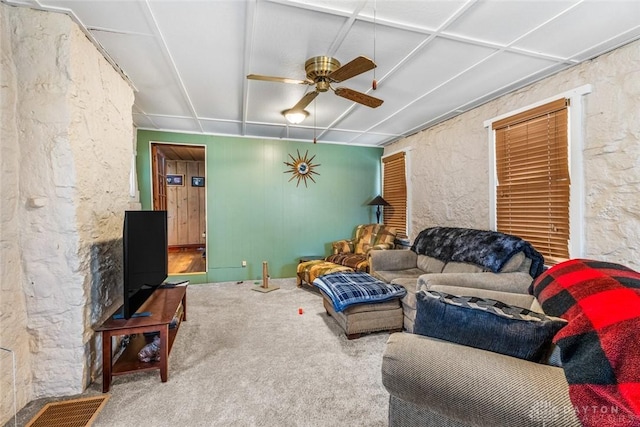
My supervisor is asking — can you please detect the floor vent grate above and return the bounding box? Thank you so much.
[26,395,109,427]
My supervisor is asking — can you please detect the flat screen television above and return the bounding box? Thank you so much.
[116,210,168,319]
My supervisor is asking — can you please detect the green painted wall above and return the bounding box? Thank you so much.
[137,130,383,283]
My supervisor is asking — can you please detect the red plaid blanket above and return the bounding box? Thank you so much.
[531,259,640,427]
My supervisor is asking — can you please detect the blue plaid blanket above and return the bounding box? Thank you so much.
[313,272,406,312]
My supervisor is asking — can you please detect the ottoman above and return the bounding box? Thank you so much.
[322,295,403,339]
[297,260,354,288]
[314,271,405,339]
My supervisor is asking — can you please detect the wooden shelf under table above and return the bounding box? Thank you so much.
[96,286,187,392]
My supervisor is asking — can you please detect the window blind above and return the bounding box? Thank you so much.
[493,98,570,264]
[382,152,407,239]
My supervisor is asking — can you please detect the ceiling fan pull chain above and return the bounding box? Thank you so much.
[313,99,317,144]
[372,0,377,90]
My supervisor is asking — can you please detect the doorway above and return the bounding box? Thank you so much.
[151,142,207,275]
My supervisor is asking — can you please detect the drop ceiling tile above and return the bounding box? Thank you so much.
[319,128,374,145]
[444,1,576,45]
[573,29,640,62]
[336,37,497,131]
[135,89,193,120]
[406,52,561,125]
[40,0,153,34]
[514,1,640,58]
[132,112,156,129]
[249,1,347,74]
[326,107,384,138]
[399,38,497,93]
[362,0,468,31]
[284,0,464,31]
[148,116,201,133]
[91,31,193,117]
[371,99,448,136]
[332,19,427,89]
[199,120,243,136]
[149,1,246,120]
[455,52,559,100]
[348,131,399,147]
[245,123,289,140]
[287,0,363,15]
[282,126,320,142]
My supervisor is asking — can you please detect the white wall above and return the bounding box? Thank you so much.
[384,39,640,271]
[0,5,134,423]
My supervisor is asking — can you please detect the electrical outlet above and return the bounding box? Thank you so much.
[242,260,247,267]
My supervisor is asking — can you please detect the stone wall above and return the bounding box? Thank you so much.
[0,4,31,421]
[0,5,134,423]
[384,39,640,271]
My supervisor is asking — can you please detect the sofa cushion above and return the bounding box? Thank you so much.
[414,290,566,363]
[417,271,534,295]
[416,255,445,274]
[331,239,354,254]
[372,268,424,284]
[441,262,485,274]
[369,249,416,272]
[354,223,396,254]
[325,253,369,272]
[498,251,525,272]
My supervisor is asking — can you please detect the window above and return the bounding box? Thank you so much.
[492,98,569,264]
[382,151,407,239]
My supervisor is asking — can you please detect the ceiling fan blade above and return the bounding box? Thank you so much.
[327,56,376,82]
[334,87,383,108]
[247,74,311,85]
[291,91,319,111]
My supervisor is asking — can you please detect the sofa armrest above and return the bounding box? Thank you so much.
[418,271,533,295]
[369,242,395,252]
[369,250,417,272]
[382,333,580,427]
[331,239,354,254]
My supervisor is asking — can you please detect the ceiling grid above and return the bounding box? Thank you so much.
[8,0,640,146]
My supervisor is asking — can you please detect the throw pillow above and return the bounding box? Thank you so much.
[414,290,566,363]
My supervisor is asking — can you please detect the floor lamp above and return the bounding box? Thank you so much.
[368,195,390,224]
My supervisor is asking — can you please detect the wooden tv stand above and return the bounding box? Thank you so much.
[96,286,187,392]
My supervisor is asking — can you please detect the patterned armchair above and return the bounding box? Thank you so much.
[325,224,397,272]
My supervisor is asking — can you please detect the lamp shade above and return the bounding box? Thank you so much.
[368,195,390,206]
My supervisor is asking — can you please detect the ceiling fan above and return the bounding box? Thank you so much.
[247,56,384,114]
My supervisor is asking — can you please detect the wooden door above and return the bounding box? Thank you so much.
[152,145,167,210]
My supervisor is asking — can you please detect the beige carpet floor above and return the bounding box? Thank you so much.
[12,278,392,427]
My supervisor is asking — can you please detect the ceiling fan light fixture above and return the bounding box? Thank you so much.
[282,109,309,124]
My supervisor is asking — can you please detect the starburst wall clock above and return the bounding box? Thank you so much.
[284,149,320,187]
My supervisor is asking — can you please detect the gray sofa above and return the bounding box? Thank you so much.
[369,227,543,332]
[381,284,581,427]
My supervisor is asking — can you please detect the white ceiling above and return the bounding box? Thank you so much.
[8,0,640,146]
